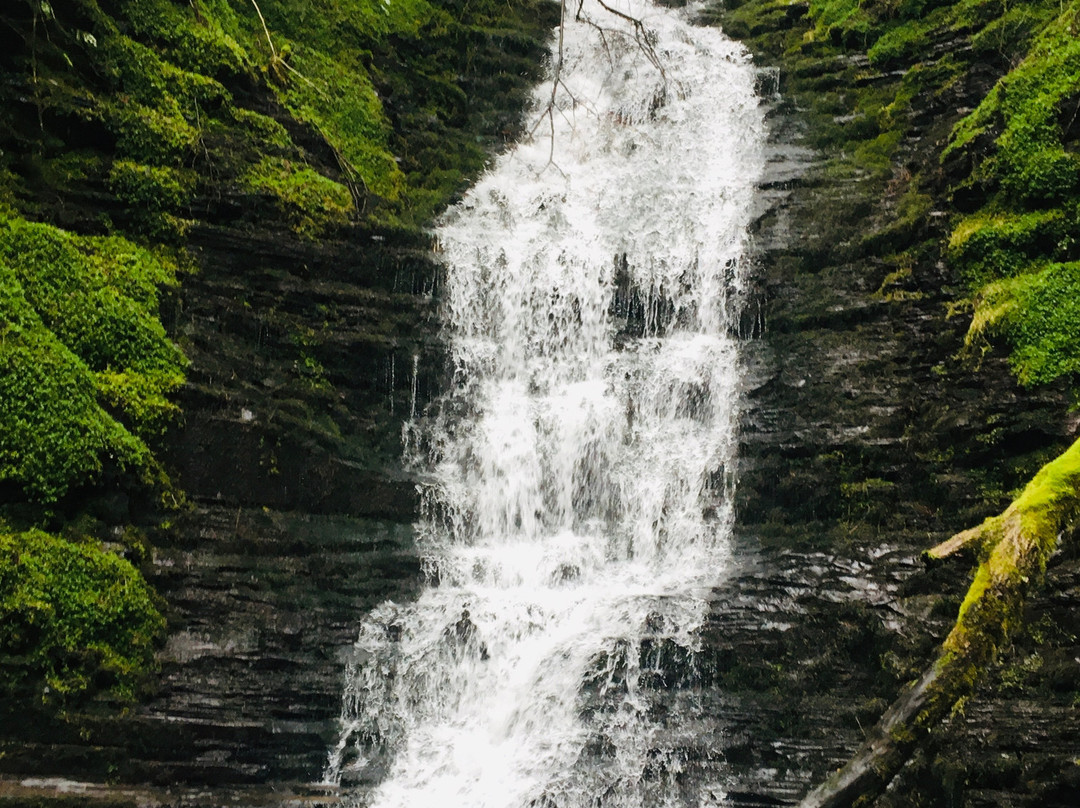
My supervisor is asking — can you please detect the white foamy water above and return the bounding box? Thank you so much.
[326,2,765,805]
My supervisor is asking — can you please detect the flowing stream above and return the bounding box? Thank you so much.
[325,2,765,805]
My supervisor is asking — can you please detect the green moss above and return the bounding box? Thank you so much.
[6,0,554,235]
[946,438,1080,655]
[973,261,1080,385]
[0,217,184,501]
[108,160,196,239]
[118,0,251,78]
[227,107,293,151]
[948,7,1080,204]
[969,3,1057,62]
[97,38,206,164]
[0,220,184,374]
[273,44,403,202]
[1001,263,1080,384]
[867,14,936,67]
[807,0,875,46]
[0,528,165,703]
[95,369,184,439]
[944,2,1080,387]
[242,156,354,237]
[718,0,794,41]
[854,129,905,179]
[949,208,1074,286]
[0,283,147,501]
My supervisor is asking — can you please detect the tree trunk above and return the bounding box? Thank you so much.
[798,437,1080,808]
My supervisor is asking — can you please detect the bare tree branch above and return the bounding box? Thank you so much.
[526,0,667,168]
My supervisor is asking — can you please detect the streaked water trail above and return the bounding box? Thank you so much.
[325,2,765,805]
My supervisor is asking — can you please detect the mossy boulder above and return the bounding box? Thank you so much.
[0,217,184,502]
[0,527,165,704]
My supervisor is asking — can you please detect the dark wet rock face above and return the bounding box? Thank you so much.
[0,190,436,805]
[694,539,946,806]
[701,3,1080,804]
[0,506,420,796]
[167,225,445,520]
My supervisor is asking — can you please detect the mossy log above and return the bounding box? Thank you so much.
[797,437,1080,808]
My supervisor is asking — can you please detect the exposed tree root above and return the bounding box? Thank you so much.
[798,437,1080,808]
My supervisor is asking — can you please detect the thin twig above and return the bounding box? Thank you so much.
[248,0,325,95]
[526,0,667,170]
[249,0,276,59]
[595,0,666,81]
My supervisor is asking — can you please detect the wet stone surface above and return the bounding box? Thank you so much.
[0,506,421,799]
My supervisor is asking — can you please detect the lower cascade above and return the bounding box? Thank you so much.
[325,1,766,805]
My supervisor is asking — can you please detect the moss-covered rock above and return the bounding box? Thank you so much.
[0,217,183,501]
[714,0,1080,802]
[0,527,165,704]
[944,2,1080,390]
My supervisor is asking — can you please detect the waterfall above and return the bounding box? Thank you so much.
[325,1,765,805]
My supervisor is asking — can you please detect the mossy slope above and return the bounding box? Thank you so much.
[0,527,165,705]
[716,0,1080,803]
[0,0,556,238]
[0,0,556,711]
[0,216,184,503]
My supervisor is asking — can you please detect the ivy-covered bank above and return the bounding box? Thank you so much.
[715,0,1080,804]
[0,0,555,711]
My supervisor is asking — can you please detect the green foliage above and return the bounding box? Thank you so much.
[0,0,553,505]
[4,0,554,236]
[807,0,875,46]
[854,129,904,178]
[274,45,403,201]
[96,368,184,439]
[721,0,1080,422]
[118,0,251,78]
[945,84,1002,158]
[0,220,183,374]
[949,7,1080,202]
[0,278,147,501]
[948,208,1076,286]
[968,3,1056,61]
[228,106,292,151]
[108,160,196,238]
[867,14,936,66]
[0,217,184,500]
[97,38,206,164]
[0,528,165,703]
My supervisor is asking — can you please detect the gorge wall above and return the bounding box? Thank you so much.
[701,1,1080,804]
[2,0,1080,806]
[0,0,555,800]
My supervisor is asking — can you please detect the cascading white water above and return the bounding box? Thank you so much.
[325,2,765,805]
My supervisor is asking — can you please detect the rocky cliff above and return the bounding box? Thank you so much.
[703,1,1080,804]
[2,0,1080,806]
[0,0,555,800]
